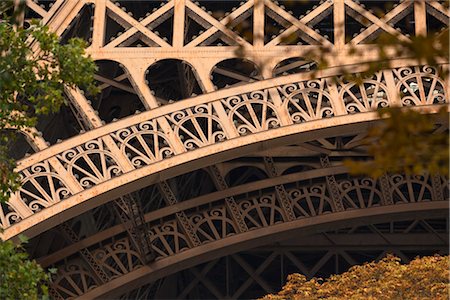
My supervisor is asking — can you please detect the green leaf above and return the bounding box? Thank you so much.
[18,234,28,244]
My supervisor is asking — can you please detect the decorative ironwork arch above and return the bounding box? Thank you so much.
[24,158,446,299]
[49,201,447,299]
[2,62,448,241]
[5,1,450,298]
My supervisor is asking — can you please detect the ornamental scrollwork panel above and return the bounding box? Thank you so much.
[288,184,334,218]
[338,178,383,209]
[338,72,390,113]
[221,90,281,135]
[394,66,447,106]
[93,238,143,279]
[149,220,191,259]
[189,206,237,244]
[18,161,72,212]
[0,202,21,228]
[112,120,174,168]
[165,103,227,150]
[278,79,334,123]
[56,139,123,188]
[51,264,99,299]
[389,174,434,204]
[239,194,286,229]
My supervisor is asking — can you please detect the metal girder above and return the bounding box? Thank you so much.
[209,165,248,233]
[118,219,448,299]
[3,65,448,241]
[158,181,202,247]
[111,194,155,263]
[320,155,344,212]
[5,1,450,298]
[35,158,448,268]
[263,157,296,221]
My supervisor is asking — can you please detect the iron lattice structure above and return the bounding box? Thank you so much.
[1,0,449,298]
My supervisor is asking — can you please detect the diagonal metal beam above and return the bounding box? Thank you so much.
[178,259,220,299]
[58,223,110,284]
[320,155,344,212]
[232,252,277,298]
[158,181,202,247]
[111,194,155,263]
[105,0,171,47]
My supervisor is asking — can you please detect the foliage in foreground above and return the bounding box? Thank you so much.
[345,107,449,178]
[0,5,94,299]
[0,13,97,203]
[262,255,450,300]
[0,238,50,300]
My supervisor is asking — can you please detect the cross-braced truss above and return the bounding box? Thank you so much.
[2,62,448,241]
[24,143,449,298]
[3,0,450,299]
[119,217,448,299]
[35,204,449,298]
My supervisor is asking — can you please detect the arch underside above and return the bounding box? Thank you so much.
[23,125,449,299]
[118,216,448,300]
[5,0,449,241]
[3,63,449,241]
[44,203,449,299]
[7,1,450,299]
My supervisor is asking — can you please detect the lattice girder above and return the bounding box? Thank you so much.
[45,198,447,298]
[118,216,448,299]
[27,152,448,298]
[7,1,450,298]
[2,61,449,240]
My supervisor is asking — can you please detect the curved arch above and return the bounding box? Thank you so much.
[7,107,446,241]
[146,59,204,103]
[272,57,317,77]
[210,58,261,89]
[225,166,268,187]
[0,117,387,239]
[119,218,448,299]
[72,201,448,299]
[14,60,444,168]
[90,59,146,123]
[33,164,448,298]
[37,165,350,267]
[2,62,448,241]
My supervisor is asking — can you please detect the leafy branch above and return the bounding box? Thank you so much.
[0,14,98,203]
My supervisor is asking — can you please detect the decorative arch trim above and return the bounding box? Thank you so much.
[2,62,448,240]
[78,201,448,299]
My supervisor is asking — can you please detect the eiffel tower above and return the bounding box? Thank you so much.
[2,0,448,298]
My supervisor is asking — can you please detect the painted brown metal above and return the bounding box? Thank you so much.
[4,1,449,298]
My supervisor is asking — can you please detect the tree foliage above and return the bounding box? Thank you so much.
[345,107,449,178]
[0,4,98,203]
[305,31,449,83]
[299,11,449,179]
[234,1,449,179]
[0,4,97,297]
[262,255,450,300]
[0,237,50,299]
